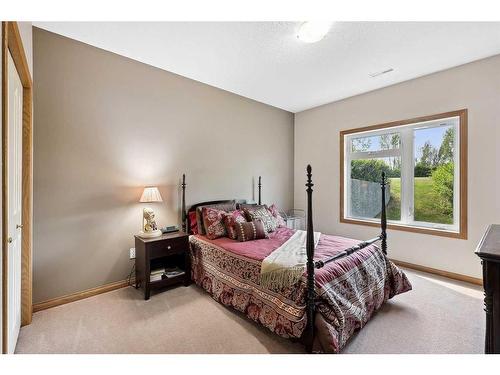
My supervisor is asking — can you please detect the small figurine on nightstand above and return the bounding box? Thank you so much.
[141,207,161,237]
[138,187,163,238]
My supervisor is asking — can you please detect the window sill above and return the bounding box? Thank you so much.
[340,217,467,240]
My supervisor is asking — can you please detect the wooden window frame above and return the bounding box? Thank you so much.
[2,21,33,353]
[340,109,468,240]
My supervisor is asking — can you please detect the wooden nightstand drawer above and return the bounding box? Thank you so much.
[134,231,191,300]
[149,237,188,259]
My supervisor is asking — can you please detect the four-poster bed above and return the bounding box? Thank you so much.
[181,166,411,353]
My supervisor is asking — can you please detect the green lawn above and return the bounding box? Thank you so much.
[385,178,401,220]
[386,177,452,224]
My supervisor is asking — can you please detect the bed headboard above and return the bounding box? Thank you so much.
[187,200,235,215]
[181,174,262,234]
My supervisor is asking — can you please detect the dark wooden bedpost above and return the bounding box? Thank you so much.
[258,176,262,205]
[380,172,387,255]
[305,165,315,353]
[181,174,187,233]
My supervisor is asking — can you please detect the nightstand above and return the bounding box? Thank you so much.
[134,231,191,300]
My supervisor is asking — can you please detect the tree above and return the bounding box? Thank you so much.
[414,162,432,177]
[380,133,401,170]
[390,134,400,149]
[351,159,400,182]
[380,133,391,150]
[420,141,439,167]
[352,137,371,152]
[438,128,454,164]
[431,162,454,215]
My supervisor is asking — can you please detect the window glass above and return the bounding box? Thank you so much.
[413,125,455,225]
[350,158,401,221]
[342,112,464,237]
[350,132,400,152]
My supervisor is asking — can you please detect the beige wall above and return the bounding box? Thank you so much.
[33,28,294,303]
[294,54,500,279]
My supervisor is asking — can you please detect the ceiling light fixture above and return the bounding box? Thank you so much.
[297,21,332,43]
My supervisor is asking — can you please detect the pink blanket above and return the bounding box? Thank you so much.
[189,227,412,352]
[200,226,296,260]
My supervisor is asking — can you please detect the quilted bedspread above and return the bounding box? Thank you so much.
[189,227,412,353]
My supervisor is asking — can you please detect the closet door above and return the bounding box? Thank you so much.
[6,51,23,354]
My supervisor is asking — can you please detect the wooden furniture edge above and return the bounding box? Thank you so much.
[258,176,262,205]
[32,278,135,313]
[339,109,468,240]
[475,224,500,353]
[392,259,482,286]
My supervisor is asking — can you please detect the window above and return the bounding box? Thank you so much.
[340,110,467,239]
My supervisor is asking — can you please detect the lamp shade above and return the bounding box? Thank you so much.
[139,187,163,203]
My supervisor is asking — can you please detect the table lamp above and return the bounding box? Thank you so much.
[139,186,163,238]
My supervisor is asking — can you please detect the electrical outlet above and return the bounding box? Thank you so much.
[129,248,136,259]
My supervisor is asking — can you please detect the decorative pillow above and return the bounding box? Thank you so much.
[196,201,236,235]
[196,209,205,235]
[202,207,227,240]
[244,206,277,233]
[223,210,247,240]
[188,211,198,234]
[240,204,267,221]
[267,204,286,227]
[235,219,268,242]
[237,203,259,211]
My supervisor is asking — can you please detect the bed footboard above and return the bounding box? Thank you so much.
[303,166,388,353]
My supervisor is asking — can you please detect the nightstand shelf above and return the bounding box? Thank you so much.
[134,231,190,300]
[149,273,186,288]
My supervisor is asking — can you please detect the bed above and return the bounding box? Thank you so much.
[180,167,412,353]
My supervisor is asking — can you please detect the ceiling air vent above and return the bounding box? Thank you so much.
[369,68,394,78]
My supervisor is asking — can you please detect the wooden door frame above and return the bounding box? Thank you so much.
[2,21,33,354]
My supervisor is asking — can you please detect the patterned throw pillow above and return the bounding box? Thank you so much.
[235,219,268,242]
[240,204,267,221]
[223,210,247,240]
[188,211,198,234]
[267,204,286,227]
[202,207,227,240]
[244,206,277,233]
[196,201,236,235]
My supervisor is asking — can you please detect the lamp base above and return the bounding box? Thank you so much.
[138,229,162,238]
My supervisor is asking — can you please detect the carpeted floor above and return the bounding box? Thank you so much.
[15,268,484,354]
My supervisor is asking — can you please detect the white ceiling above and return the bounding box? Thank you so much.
[33,22,500,113]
